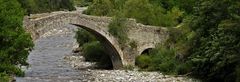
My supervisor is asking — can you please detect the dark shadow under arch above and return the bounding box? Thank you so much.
[71,24,123,69]
[140,48,153,55]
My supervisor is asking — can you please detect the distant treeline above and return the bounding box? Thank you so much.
[17,0,75,14]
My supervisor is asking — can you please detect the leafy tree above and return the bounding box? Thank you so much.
[0,0,33,78]
[18,0,76,14]
[84,0,114,16]
[187,0,240,81]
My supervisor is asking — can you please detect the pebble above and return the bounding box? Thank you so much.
[65,55,200,82]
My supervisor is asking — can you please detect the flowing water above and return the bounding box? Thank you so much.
[16,25,91,82]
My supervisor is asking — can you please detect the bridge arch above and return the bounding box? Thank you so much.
[71,24,123,69]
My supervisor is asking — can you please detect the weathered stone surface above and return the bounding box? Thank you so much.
[23,11,168,69]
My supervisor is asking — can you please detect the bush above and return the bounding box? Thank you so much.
[75,28,96,46]
[82,41,104,61]
[0,73,10,82]
[83,0,114,16]
[0,64,24,77]
[18,0,76,14]
[74,0,93,7]
[135,45,191,75]
[75,26,112,69]
[135,54,151,69]
[186,0,240,81]
[85,0,184,27]
[108,16,128,46]
[82,41,113,69]
[147,46,178,74]
[0,0,33,80]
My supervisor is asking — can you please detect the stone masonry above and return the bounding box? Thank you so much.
[23,11,169,69]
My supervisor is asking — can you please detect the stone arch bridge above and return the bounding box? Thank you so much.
[23,12,168,69]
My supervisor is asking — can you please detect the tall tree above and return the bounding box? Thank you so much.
[0,0,33,76]
[189,0,240,81]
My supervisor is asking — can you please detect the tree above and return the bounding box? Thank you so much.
[188,0,240,81]
[84,0,114,16]
[0,0,33,77]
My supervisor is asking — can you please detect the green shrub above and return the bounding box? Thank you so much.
[108,16,128,46]
[175,62,192,75]
[83,0,114,16]
[123,65,134,70]
[148,46,178,74]
[123,0,155,25]
[0,64,24,77]
[75,28,96,46]
[186,0,240,81]
[85,0,183,27]
[74,0,93,7]
[135,55,151,69]
[136,45,192,75]
[0,0,33,78]
[18,0,76,14]
[82,41,113,69]
[75,26,112,69]
[0,73,10,82]
[82,41,104,62]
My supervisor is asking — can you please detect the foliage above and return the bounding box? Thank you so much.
[123,0,155,25]
[82,41,113,69]
[123,65,134,70]
[18,0,76,14]
[136,45,191,75]
[0,0,34,80]
[83,0,114,16]
[123,0,183,27]
[74,0,93,7]
[82,41,105,62]
[186,0,240,82]
[0,73,10,82]
[75,28,112,69]
[147,46,178,74]
[135,55,151,69]
[75,28,96,46]
[80,0,240,81]
[108,16,128,46]
[0,64,24,76]
[85,0,183,27]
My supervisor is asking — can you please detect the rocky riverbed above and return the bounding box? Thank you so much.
[64,54,199,82]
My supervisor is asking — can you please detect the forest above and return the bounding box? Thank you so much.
[0,0,240,82]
